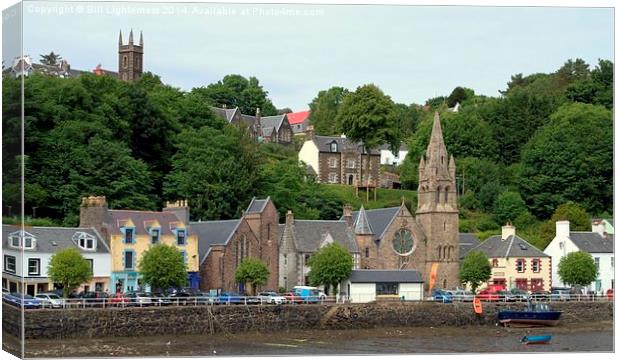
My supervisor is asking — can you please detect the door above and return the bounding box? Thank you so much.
[348,175,354,185]
[26,284,35,296]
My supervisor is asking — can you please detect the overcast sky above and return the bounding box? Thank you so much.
[6,1,615,110]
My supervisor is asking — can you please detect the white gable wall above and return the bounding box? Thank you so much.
[298,140,319,176]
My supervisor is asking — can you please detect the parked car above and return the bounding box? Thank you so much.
[508,288,529,302]
[476,289,501,302]
[74,291,109,306]
[431,289,453,303]
[550,289,571,301]
[2,292,42,309]
[35,293,65,308]
[292,286,320,303]
[258,291,286,304]
[150,292,172,306]
[168,288,211,305]
[530,290,550,301]
[243,295,261,305]
[447,289,474,302]
[107,292,130,306]
[218,292,244,305]
[283,292,303,304]
[125,292,153,306]
[606,288,614,300]
[496,290,517,302]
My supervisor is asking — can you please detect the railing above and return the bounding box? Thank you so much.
[4,292,613,309]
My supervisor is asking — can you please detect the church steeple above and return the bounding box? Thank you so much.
[118,29,144,82]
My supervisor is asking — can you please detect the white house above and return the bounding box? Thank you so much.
[544,221,614,294]
[344,269,424,303]
[2,225,111,295]
[379,144,409,166]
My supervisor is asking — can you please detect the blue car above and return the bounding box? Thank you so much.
[2,292,42,309]
[432,289,453,303]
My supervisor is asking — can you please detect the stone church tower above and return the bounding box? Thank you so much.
[416,112,460,291]
[118,29,143,82]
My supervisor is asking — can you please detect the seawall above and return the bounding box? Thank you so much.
[2,301,613,339]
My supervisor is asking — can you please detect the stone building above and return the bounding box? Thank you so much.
[298,129,381,186]
[278,210,360,289]
[191,197,280,293]
[118,29,143,82]
[286,110,311,135]
[79,196,200,293]
[211,106,294,145]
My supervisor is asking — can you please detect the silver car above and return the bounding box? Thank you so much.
[448,289,474,302]
[258,291,286,304]
[35,293,65,308]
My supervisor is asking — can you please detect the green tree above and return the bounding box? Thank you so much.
[307,243,353,295]
[308,86,349,135]
[336,84,400,183]
[235,257,270,295]
[494,191,528,225]
[519,103,612,218]
[139,244,188,292]
[194,74,278,116]
[47,248,92,298]
[39,51,62,66]
[447,86,474,107]
[459,250,492,292]
[557,251,598,288]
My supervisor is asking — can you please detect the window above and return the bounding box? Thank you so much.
[123,56,128,68]
[305,254,311,264]
[10,236,19,247]
[492,259,499,268]
[27,259,40,276]
[444,187,449,203]
[516,259,525,273]
[179,251,187,265]
[435,187,441,203]
[594,257,600,271]
[124,228,134,244]
[151,228,160,244]
[531,259,540,273]
[9,231,36,249]
[283,254,287,265]
[328,173,338,183]
[176,229,186,245]
[376,283,398,295]
[4,255,16,273]
[24,237,33,248]
[365,247,370,258]
[328,158,338,168]
[85,259,94,274]
[330,142,338,152]
[347,159,356,169]
[124,251,134,270]
[74,232,96,250]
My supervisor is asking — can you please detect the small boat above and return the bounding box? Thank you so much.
[497,302,562,327]
[520,335,553,344]
[473,297,483,314]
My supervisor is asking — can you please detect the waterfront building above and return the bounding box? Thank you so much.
[472,224,551,292]
[344,269,424,303]
[79,196,200,293]
[2,225,111,295]
[192,197,280,293]
[545,220,614,295]
[279,209,360,290]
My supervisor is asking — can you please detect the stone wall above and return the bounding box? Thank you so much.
[3,301,612,340]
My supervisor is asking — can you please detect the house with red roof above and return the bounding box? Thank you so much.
[287,110,311,135]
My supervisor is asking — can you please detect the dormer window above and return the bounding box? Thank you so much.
[330,142,338,152]
[176,229,186,246]
[150,228,160,244]
[8,231,36,249]
[73,232,96,251]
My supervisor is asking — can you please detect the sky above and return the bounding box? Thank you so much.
[4,1,615,110]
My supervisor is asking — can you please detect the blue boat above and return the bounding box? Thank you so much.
[521,335,553,344]
[497,302,562,327]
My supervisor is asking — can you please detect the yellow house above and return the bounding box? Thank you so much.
[79,197,199,293]
[472,224,551,292]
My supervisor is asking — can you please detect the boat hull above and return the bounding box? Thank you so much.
[521,335,552,344]
[497,310,562,327]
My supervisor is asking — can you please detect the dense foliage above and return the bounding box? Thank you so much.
[138,244,188,291]
[557,251,598,288]
[307,243,353,295]
[234,257,270,295]
[47,248,93,297]
[459,250,492,292]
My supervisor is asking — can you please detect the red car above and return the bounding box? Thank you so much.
[283,292,303,304]
[606,289,614,300]
[107,292,129,306]
[476,289,501,301]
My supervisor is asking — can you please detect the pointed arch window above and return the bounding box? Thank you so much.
[437,246,442,259]
[444,186,449,203]
[436,186,441,203]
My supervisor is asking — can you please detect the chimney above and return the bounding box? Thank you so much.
[343,204,353,227]
[164,200,190,224]
[501,223,515,241]
[591,220,606,237]
[79,196,108,230]
[556,220,570,239]
[305,125,315,141]
[286,210,294,226]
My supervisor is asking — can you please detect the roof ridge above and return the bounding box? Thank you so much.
[191,219,241,224]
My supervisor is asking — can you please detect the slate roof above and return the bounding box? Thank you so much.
[342,207,401,241]
[211,107,239,122]
[349,269,423,283]
[2,225,109,254]
[312,135,380,155]
[459,233,481,259]
[106,210,192,236]
[569,232,613,253]
[190,219,242,262]
[286,220,358,253]
[245,197,269,214]
[260,115,286,132]
[472,234,549,258]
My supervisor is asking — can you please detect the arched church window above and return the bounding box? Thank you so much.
[436,186,441,203]
[437,246,442,259]
[444,186,449,203]
[447,246,451,259]
[442,279,447,288]
[123,56,128,68]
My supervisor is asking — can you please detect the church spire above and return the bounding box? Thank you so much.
[354,206,373,235]
[139,31,143,47]
[129,29,134,44]
[118,30,123,45]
